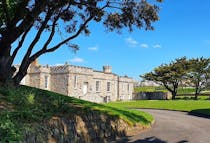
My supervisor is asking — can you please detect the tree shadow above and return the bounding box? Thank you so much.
[177,140,189,143]
[188,109,210,119]
[115,136,167,143]
[115,137,189,143]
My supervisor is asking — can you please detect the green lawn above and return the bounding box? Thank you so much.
[106,100,210,116]
[134,86,167,93]
[134,86,210,95]
[176,95,209,100]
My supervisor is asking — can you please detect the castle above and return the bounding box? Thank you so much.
[18,60,135,103]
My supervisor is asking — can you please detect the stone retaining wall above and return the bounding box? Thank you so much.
[21,110,145,143]
[133,92,172,100]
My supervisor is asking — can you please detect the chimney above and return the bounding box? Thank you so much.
[103,66,112,74]
[31,59,39,67]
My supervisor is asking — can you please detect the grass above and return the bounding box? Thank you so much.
[134,86,167,93]
[135,86,210,95]
[106,100,210,116]
[0,85,153,142]
[176,95,210,100]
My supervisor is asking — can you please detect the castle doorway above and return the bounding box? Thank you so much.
[83,82,88,95]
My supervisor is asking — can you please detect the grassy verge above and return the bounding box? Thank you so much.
[135,86,210,95]
[134,86,167,93]
[106,100,210,116]
[176,95,209,100]
[0,86,153,142]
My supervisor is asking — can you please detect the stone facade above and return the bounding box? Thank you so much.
[133,92,172,100]
[18,62,135,103]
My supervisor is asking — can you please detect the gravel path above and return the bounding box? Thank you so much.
[116,109,210,143]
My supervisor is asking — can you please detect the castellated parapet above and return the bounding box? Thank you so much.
[19,63,135,103]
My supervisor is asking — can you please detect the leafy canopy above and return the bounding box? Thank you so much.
[141,57,190,99]
[0,0,162,84]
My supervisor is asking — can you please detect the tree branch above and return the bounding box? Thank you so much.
[20,9,53,66]
[30,15,94,62]
[164,83,173,93]
[29,12,60,62]
[11,25,32,64]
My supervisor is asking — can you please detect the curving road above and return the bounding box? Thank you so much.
[116,109,210,143]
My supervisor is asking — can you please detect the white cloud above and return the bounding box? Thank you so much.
[55,63,64,66]
[140,43,149,48]
[125,37,138,47]
[153,44,161,48]
[88,46,98,51]
[70,57,84,63]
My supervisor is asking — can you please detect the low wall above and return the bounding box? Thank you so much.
[133,92,172,100]
[21,110,145,143]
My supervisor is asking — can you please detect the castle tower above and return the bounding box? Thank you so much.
[103,66,112,74]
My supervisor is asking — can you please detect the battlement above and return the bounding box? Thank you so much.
[118,75,136,83]
[28,65,50,73]
[69,65,93,75]
[50,65,70,73]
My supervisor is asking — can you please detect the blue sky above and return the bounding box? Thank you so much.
[14,0,210,80]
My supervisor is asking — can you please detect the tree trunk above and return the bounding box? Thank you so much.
[171,91,176,100]
[0,56,17,85]
[194,88,199,100]
[0,40,16,86]
[13,60,30,85]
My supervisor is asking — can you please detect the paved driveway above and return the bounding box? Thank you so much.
[117,109,210,143]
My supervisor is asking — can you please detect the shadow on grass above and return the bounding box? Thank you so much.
[68,97,152,125]
[188,109,210,119]
[102,106,152,125]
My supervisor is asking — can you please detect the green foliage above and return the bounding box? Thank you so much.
[141,57,189,95]
[186,57,210,97]
[0,112,22,142]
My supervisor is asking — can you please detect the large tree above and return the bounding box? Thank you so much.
[0,0,162,86]
[187,57,210,100]
[141,57,189,100]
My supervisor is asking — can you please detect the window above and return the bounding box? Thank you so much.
[127,84,130,92]
[96,81,100,92]
[107,82,111,92]
[74,75,77,88]
[44,76,48,89]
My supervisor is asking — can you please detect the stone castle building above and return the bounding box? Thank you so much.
[18,60,135,103]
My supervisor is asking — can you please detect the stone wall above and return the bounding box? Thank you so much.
[21,111,145,143]
[133,92,172,100]
[50,73,69,95]
[118,76,135,101]
[93,71,118,102]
